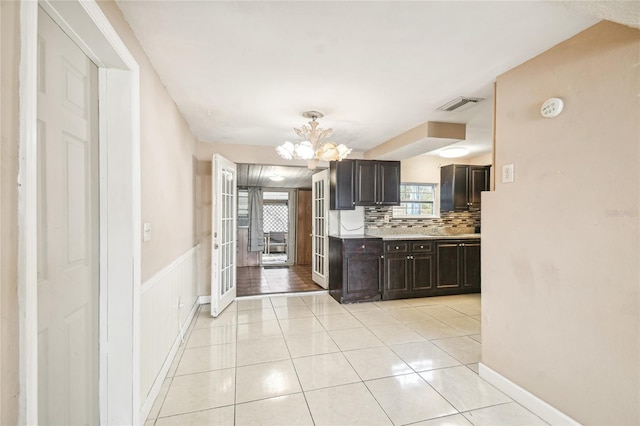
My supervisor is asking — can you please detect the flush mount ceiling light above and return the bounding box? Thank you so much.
[276,111,352,170]
[269,175,284,182]
[439,147,469,158]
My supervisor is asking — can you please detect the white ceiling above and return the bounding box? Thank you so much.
[116,1,604,159]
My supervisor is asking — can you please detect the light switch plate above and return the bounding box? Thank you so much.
[143,223,152,242]
[502,164,514,183]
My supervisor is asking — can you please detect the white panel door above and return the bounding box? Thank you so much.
[312,170,329,288]
[37,8,99,425]
[211,154,237,317]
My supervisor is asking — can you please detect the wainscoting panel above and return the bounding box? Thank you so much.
[139,245,201,417]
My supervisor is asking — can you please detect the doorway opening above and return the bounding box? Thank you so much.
[235,186,324,297]
[262,191,293,266]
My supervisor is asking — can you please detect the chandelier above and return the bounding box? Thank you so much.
[276,111,352,169]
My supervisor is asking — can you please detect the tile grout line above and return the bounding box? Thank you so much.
[272,295,317,426]
[233,300,240,426]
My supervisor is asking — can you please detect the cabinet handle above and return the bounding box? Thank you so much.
[380,255,384,259]
[361,245,366,249]
[395,246,399,250]
[420,245,424,249]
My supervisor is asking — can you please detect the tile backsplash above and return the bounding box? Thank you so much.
[364,206,480,234]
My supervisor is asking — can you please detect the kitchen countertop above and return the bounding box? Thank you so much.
[328,234,382,240]
[377,233,481,240]
[328,233,481,240]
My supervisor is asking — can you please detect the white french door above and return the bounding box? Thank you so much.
[211,154,237,317]
[312,170,329,288]
[37,7,99,425]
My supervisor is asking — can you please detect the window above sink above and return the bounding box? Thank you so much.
[392,183,439,219]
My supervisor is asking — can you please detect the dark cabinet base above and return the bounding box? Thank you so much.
[329,237,383,304]
[382,238,481,301]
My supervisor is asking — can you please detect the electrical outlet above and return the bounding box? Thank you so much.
[143,223,152,241]
[502,164,514,183]
[384,214,390,222]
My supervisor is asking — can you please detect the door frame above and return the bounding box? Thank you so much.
[18,1,141,424]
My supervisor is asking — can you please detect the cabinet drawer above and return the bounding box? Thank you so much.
[384,242,410,254]
[343,240,382,255]
[411,242,433,253]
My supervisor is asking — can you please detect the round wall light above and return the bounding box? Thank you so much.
[439,147,469,158]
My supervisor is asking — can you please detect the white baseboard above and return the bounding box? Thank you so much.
[478,363,581,426]
[140,297,199,421]
[198,295,211,304]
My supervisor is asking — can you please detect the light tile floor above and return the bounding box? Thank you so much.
[146,293,548,426]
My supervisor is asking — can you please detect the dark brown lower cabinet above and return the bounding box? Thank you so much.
[383,241,434,300]
[330,237,480,303]
[461,240,481,289]
[435,239,481,294]
[381,238,480,300]
[329,237,383,303]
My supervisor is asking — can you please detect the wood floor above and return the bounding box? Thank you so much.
[237,265,324,297]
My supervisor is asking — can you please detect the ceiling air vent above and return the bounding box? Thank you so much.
[437,96,485,112]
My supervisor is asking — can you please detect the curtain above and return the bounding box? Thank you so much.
[248,187,264,252]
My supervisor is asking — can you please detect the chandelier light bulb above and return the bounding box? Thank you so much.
[276,141,295,160]
[336,144,352,160]
[295,141,315,159]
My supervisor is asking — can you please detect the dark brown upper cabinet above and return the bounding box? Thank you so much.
[354,160,400,207]
[330,160,355,210]
[440,164,490,212]
[330,160,401,210]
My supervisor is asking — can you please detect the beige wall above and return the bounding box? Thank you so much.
[98,1,199,282]
[1,1,20,423]
[482,21,639,425]
[194,160,212,295]
[401,154,492,184]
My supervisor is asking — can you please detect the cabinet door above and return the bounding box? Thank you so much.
[383,254,410,299]
[411,253,434,292]
[461,241,481,290]
[330,160,355,210]
[453,165,470,211]
[469,167,489,211]
[344,253,382,297]
[378,161,401,205]
[436,242,460,288]
[354,161,377,206]
[441,164,471,212]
